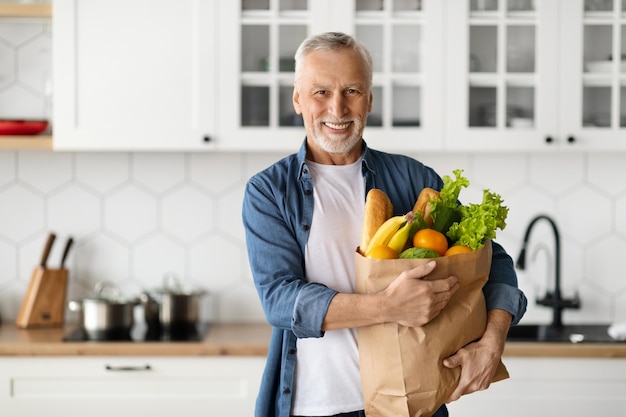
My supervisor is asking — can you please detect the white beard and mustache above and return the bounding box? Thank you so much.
[308,117,365,154]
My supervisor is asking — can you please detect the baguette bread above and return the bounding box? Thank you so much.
[412,187,441,227]
[359,189,393,254]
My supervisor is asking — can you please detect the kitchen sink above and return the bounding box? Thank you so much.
[507,324,622,343]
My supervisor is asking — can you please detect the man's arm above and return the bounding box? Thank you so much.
[322,261,459,331]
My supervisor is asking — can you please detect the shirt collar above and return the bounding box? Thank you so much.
[296,138,376,180]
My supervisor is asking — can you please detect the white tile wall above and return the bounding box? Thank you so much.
[1,150,626,326]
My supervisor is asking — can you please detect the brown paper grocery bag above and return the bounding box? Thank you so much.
[355,241,509,417]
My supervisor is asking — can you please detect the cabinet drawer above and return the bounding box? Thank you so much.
[0,357,265,417]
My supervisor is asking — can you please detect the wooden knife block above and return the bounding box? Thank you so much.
[16,267,68,328]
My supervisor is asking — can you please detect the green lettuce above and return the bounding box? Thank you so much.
[446,189,509,251]
[430,169,468,234]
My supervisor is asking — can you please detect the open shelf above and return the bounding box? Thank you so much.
[0,3,51,18]
[0,4,52,150]
[0,136,53,150]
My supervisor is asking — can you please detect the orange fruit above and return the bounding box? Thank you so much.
[444,245,472,256]
[413,229,448,257]
[366,245,399,259]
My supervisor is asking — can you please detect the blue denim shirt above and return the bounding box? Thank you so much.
[242,140,527,417]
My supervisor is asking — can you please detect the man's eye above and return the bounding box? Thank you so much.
[315,90,327,96]
[346,89,358,95]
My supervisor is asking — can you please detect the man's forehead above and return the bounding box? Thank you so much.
[299,51,368,85]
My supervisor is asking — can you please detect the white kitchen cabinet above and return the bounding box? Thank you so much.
[217,0,446,152]
[446,0,626,152]
[446,357,626,417]
[52,0,217,151]
[0,356,264,417]
[50,0,626,152]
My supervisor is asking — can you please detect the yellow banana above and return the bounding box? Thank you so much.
[387,221,412,255]
[364,215,406,256]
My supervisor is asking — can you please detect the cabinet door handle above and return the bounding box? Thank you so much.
[105,364,152,372]
[567,135,575,143]
[545,136,553,143]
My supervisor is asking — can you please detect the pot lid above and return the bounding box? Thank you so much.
[149,273,207,296]
[83,281,139,304]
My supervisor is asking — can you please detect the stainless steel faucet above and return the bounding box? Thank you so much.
[516,214,580,327]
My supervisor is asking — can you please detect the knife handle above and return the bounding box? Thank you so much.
[40,233,56,268]
[60,237,74,268]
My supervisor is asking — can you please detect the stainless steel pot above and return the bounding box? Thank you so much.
[140,274,207,331]
[68,282,139,339]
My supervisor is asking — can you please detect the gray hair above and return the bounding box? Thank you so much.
[293,32,373,87]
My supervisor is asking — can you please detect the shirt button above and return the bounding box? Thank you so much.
[288,349,296,354]
[303,225,310,231]
[283,388,291,394]
[304,189,312,195]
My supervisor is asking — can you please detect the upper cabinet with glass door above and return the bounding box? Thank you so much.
[217,0,326,151]
[218,0,446,152]
[446,0,560,151]
[560,0,626,150]
[344,0,445,151]
[446,0,626,151]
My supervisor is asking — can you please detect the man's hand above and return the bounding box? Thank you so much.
[443,309,512,402]
[382,261,459,327]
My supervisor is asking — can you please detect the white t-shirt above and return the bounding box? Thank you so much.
[291,158,366,416]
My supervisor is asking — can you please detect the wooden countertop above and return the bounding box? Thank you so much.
[0,323,272,357]
[1,323,625,357]
[504,342,626,358]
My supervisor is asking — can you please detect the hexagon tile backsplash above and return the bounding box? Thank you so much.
[1,150,626,326]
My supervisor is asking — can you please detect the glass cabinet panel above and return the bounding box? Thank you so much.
[354,1,424,131]
[584,0,613,11]
[242,0,269,10]
[241,26,269,72]
[470,0,498,12]
[467,1,537,130]
[392,85,421,126]
[369,86,383,127]
[240,1,309,128]
[280,0,307,11]
[581,0,625,130]
[507,25,535,72]
[470,26,497,73]
[279,25,306,72]
[394,0,422,12]
[355,25,383,72]
[621,86,626,127]
[392,25,421,72]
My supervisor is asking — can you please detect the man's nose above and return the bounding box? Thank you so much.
[328,93,347,118]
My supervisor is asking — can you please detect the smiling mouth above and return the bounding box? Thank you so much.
[324,121,352,130]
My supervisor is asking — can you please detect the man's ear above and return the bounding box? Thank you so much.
[293,86,302,115]
[368,90,373,113]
